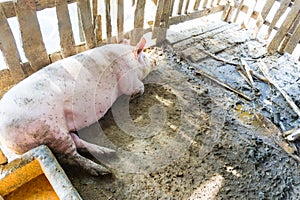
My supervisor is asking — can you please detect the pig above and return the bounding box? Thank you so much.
[0,37,155,175]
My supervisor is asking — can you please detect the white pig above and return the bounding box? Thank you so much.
[0,37,155,175]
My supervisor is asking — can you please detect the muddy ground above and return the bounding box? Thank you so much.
[63,36,300,199]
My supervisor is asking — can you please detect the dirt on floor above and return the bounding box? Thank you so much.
[63,39,300,199]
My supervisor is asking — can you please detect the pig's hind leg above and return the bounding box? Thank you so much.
[70,132,115,155]
[48,130,110,176]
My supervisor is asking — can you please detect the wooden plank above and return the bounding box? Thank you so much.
[268,0,300,54]
[169,5,224,25]
[117,0,124,42]
[95,14,102,45]
[55,0,76,58]
[77,0,96,49]
[177,0,184,14]
[284,17,300,54]
[15,0,50,71]
[104,0,112,43]
[265,0,291,39]
[194,0,201,10]
[0,5,25,83]
[253,0,276,37]
[131,0,145,45]
[184,0,190,14]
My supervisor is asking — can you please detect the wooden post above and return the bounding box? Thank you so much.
[104,0,112,43]
[268,0,300,54]
[55,0,76,58]
[132,0,146,45]
[0,5,25,83]
[15,0,50,71]
[117,0,124,42]
[77,0,96,49]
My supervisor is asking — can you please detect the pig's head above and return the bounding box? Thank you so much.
[132,37,156,80]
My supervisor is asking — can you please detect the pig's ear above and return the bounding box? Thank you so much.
[133,37,146,59]
[119,39,130,45]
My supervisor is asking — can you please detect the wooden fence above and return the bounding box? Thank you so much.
[0,0,299,91]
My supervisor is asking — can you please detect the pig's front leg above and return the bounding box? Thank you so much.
[71,133,115,155]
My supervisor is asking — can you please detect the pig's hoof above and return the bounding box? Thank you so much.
[88,164,111,176]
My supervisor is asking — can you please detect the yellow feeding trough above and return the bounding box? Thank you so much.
[0,145,82,200]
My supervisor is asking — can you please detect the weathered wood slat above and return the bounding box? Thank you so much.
[117,0,124,42]
[284,17,300,54]
[177,0,184,14]
[0,5,25,83]
[92,0,97,23]
[253,0,276,37]
[55,0,76,58]
[152,0,165,39]
[155,0,172,44]
[184,0,190,14]
[169,5,224,25]
[265,0,291,39]
[105,0,112,43]
[268,0,300,54]
[193,0,201,10]
[132,0,145,45]
[77,0,96,49]
[95,15,102,45]
[15,0,50,71]
[170,0,175,16]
